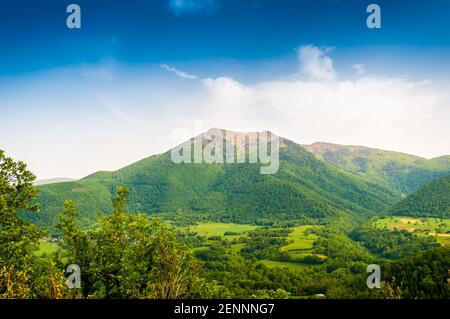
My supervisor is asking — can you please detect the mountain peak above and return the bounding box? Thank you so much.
[193,128,280,150]
[201,128,278,138]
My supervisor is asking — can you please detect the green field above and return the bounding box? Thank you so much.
[258,259,313,271]
[186,223,258,240]
[35,240,60,257]
[258,226,326,268]
[230,243,246,253]
[282,226,318,252]
[373,217,450,245]
[281,225,326,260]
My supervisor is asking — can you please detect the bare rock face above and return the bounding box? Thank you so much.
[186,128,280,152]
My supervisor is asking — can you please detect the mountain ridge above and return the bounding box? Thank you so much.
[25,129,405,233]
[34,178,77,186]
[302,141,450,195]
[387,174,450,218]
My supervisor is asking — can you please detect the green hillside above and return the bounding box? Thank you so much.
[302,142,450,195]
[23,131,400,233]
[387,174,450,218]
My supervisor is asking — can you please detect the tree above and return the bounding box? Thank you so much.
[0,150,42,298]
[58,187,200,298]
[371,282,402,299]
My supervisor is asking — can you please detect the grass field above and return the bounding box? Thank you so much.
[230,243,246,253]
[281,225,326,260]
[259,259,302,270]
[373,217,450,245]
[258,226,326,268]
[259,259,310,271]
[186,223,258,241]
[282,226,318,252]
[187,223,327,265]
[35,240,60,257]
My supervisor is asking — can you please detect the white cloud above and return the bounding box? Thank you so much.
[160,64,198,80]
[191,67,449,162]
[198,74,440,141]
[168,0,220,16]
[353,63,366,75]
[298,45,336,81]
[2,46,449,180]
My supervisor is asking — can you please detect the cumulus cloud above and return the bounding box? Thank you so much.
[186,49,448,159]
[168,0,220,16]
[193,74,448,160]
[160,64,198,80]
[298,45,336,81]
[185,46,447,162]
[2,45,449,180]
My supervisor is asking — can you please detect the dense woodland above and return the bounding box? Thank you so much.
[388,174,450,218]
[349,225,440,259]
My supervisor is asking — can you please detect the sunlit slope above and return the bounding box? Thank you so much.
[26,132,399,231]
[303,142,450,195]
[387,174,450,218]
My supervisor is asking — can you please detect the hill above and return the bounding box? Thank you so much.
[34,178,76,186]
[302,142,450,195]
[387,174,450,218]
[24,129,399,233]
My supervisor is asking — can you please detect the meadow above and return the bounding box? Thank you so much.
[35,240,60,257]
[185,223,258,241]
[373,217,450,245]
[186,223,327,270]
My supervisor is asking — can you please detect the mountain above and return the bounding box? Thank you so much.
[24,129,400,232]
[34,178,76,186]
[302,142,450,196]
[387,174,450,218]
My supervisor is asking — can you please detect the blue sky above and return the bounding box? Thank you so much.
[1,0,450,179]
[1,0,450,77]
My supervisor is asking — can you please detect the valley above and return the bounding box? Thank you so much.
[34,215,450,298]
[5,130,450,299]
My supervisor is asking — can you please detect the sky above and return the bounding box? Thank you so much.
[0,0,449,179]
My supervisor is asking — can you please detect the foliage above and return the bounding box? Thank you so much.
[370,282,402,299]
[0,150,42,298]
[381,247,450,298]
[388,174,450,218]
[240,228,291,260]
[350,224,439,259]
[372,217,450,245]
[57,187,200,299]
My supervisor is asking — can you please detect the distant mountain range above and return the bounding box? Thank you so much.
[24,129,450,232]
